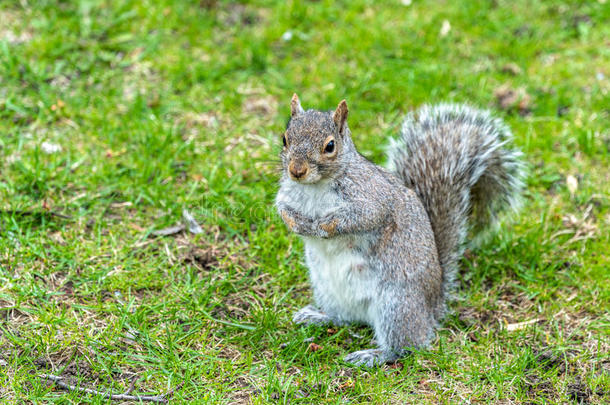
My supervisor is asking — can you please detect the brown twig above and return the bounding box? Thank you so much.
[1,210,72,220]
[124,375,139,395]
[40,374,182,403]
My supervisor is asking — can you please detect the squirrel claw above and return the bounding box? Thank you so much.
[344,349,393,367]
[292,305,332,325]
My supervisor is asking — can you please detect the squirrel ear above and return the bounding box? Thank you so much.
[290,93,304,117]
[333,99,349,133]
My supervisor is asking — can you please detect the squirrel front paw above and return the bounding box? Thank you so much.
[292,305,332,325]
[317,217,338,237]
[280,209,298,231]
[278,207,334,238]
[278,205,305,233]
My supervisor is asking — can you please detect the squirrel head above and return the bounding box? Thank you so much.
[280,94,354,184]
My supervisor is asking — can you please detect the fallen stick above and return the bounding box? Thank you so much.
[124,375,139,395]
[2,210,72,220]
[40,374,183,403]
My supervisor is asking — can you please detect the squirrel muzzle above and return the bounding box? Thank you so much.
[288,160,309,180]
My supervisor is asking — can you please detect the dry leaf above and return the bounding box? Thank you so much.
[110,201,133,208]
[183,209,203,234]
[561,206,598,243]
[505,318,542,331]
[50,99,65,111]
[152,224,185,237]
[501,63,523,76]
[243,96,277,117]
[182,112,218,129]
[388,362,404,370]
[49,232,66,245]
[337,380,354,390]
[566,175,578,195]
[307,342,322,352]
[494,84,532,115]
[105,148,126,158]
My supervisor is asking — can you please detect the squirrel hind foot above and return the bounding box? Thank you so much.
[292,305,333,325]
[343,348,399,367]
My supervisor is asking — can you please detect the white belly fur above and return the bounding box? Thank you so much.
[305,236,375,324]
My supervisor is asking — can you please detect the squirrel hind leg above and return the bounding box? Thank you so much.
[372,292,438,356]
[292,305,333,325]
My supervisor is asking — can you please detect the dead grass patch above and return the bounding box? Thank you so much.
[0,9,33,45]
[227,375,261,404]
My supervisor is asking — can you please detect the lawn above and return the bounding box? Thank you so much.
[0,0,608,403]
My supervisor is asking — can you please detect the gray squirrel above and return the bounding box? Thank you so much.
[276,94,524,367]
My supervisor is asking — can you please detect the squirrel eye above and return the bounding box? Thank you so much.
[324,139,335,153]
[282,135,287,147]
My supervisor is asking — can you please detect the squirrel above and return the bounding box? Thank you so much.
[276,94,524,367]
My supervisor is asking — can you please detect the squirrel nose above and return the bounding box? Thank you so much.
[289,162,309,179]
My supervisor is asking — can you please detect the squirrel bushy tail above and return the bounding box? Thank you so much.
[387,104,524,297]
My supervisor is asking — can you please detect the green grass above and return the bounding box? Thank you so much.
[0,0,608,403]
